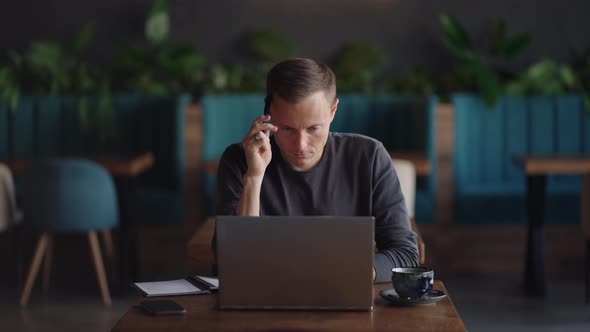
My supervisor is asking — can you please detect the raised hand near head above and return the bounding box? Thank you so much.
[241,115,278,178]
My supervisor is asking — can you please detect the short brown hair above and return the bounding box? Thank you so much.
[266,58,336,104]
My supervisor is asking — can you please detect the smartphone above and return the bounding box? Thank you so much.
[264,94,271,115]
[140,300,186,316]
[263,94,272,138]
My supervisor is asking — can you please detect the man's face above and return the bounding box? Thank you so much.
[269,91,338,172]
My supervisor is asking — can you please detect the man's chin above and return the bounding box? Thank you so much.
[287,157,320,171]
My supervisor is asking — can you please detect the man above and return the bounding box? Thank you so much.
[215,57,418,283]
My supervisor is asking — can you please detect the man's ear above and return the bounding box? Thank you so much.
[329,98,339,122]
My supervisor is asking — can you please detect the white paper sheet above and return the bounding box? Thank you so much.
[135,279,202,296]
[196,275,219,287]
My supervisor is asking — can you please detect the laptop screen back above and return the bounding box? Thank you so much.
[216,216,375,310]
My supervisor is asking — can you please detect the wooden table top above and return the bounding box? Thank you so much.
[111,280,466,332]
[2,152,154,177]
[513,155,590,175]
[204,151,431,176]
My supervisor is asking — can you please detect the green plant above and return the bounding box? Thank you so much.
[113,0,207,98]
[506,59,576,95]
[0,23,115,139]
[571,48,590,110]
[203,28,292,93]
[440,13,530,106]
[386,69,435,95]
[332,42,386,93]
[206,62,271,93]
[507,56,590,111]
[0,51,21,110]
[241,28,293,63]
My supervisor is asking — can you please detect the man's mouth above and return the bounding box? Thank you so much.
[294,153,310,159]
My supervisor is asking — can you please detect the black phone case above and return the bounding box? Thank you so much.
[140,300,186,316]
[264,94,271,115]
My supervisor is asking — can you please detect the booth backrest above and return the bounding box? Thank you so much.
[0,94,190,225]
[452,93,590,224]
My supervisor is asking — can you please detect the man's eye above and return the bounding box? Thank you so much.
[308,126,319,132]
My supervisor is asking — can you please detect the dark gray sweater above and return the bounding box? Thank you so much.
[215,132,418,283]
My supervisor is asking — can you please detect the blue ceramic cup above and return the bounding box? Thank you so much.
[391,267,434,299]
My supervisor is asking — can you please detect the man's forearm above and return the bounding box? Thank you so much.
[235,175,264,216]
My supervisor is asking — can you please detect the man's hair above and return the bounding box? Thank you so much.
[266,58,336,104]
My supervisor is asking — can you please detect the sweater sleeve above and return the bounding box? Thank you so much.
[371,144,419,283]
[215,144,247,216]
[211,144,247,274]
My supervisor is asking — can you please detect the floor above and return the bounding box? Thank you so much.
[1,222,589,332]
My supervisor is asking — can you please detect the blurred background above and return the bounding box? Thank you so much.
[1,1,590,331]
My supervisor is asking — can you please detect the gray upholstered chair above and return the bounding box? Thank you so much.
[392,159,425,265]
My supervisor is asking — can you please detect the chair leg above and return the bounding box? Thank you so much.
[101,230,114,260]
[42,235,53,293]
[20,233,50,307]
[586,240,590,304]
[101,230,117,285]
[14,223,24,293]
[582,174,590,303]
[88,231,112,307]
[410,218,426,266]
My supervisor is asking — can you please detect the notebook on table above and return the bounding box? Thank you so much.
[216,215,375,311]
[133,275,219,297]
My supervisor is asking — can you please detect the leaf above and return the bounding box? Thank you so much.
[97,81,117,141]
[8,89,20,111]
[242,28,293,62]
[333,42,385,74]
[146,0,169,45]
[0,65,21,110]
[26,42,62,71]
[559,65,576,88]
[508,59,578,95]
[527,59,555,81]
[75,22,95,52]
[505,80,525,95]
[490,18,507,56]
[77,63,95,92]
[7,50,22,67]
[149,0,168,17]
[25,41,70,93]
[210,64,229,91]
[137,75,168,96]
[501,33,530,58]
[470,59,500,107]
[440,14,472,56]
[117,46,148,70]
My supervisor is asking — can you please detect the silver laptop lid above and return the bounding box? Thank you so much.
[216,216,375,311]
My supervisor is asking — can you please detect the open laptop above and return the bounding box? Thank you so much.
[216,216,375,311]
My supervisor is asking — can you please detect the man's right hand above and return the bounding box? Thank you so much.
[241,115,278,178]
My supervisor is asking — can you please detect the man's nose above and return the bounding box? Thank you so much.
[294,132,308,150]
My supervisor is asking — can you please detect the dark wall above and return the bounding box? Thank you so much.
[1,0,589,72]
